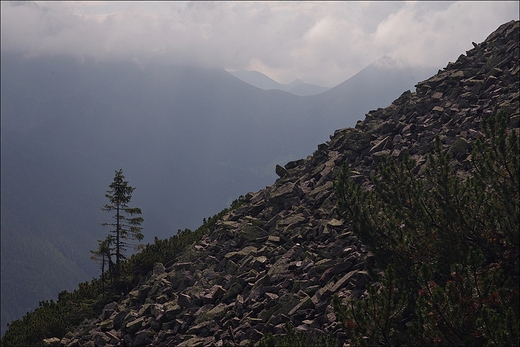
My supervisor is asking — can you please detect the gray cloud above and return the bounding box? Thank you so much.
[1,1,518,87]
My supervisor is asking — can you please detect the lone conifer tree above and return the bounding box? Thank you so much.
[102,169,144,277]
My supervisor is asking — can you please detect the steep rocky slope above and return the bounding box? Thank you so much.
[50,20,519,347]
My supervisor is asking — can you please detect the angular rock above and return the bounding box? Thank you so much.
[134,330,153,346]
[42,337,61,346]
[275,164,287,178]
[99,319,114,332]
[288,294,314,316]
[178,293,192,308]
[331,271,357,292]
[125,317,144,334]
[211,285,227,300]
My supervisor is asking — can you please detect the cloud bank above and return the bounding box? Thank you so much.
[1,1,518,87]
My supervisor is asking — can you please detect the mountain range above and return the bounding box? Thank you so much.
[228,70,330,96]
[0,48,439,335]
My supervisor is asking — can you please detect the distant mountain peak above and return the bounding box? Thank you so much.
[229,70,329,96]
[372,55,402,69]
[288,78,304,86]
[228,69,282,91]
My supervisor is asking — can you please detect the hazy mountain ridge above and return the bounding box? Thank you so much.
[1,43,438,334]
[229,70,330,96]
[1,19,517,346]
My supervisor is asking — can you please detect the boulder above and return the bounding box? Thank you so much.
[275,164,287,178]
[125,317,144,334]
[178,293,193,308]
[42,337,61,346]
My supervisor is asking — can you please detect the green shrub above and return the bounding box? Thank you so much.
[333,110,519,346]
[256,324,336,347]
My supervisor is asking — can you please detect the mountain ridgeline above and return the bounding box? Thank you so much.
[228,70,330,96]
[2,20,519,346]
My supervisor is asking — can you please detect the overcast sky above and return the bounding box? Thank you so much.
[1,1,518,87]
